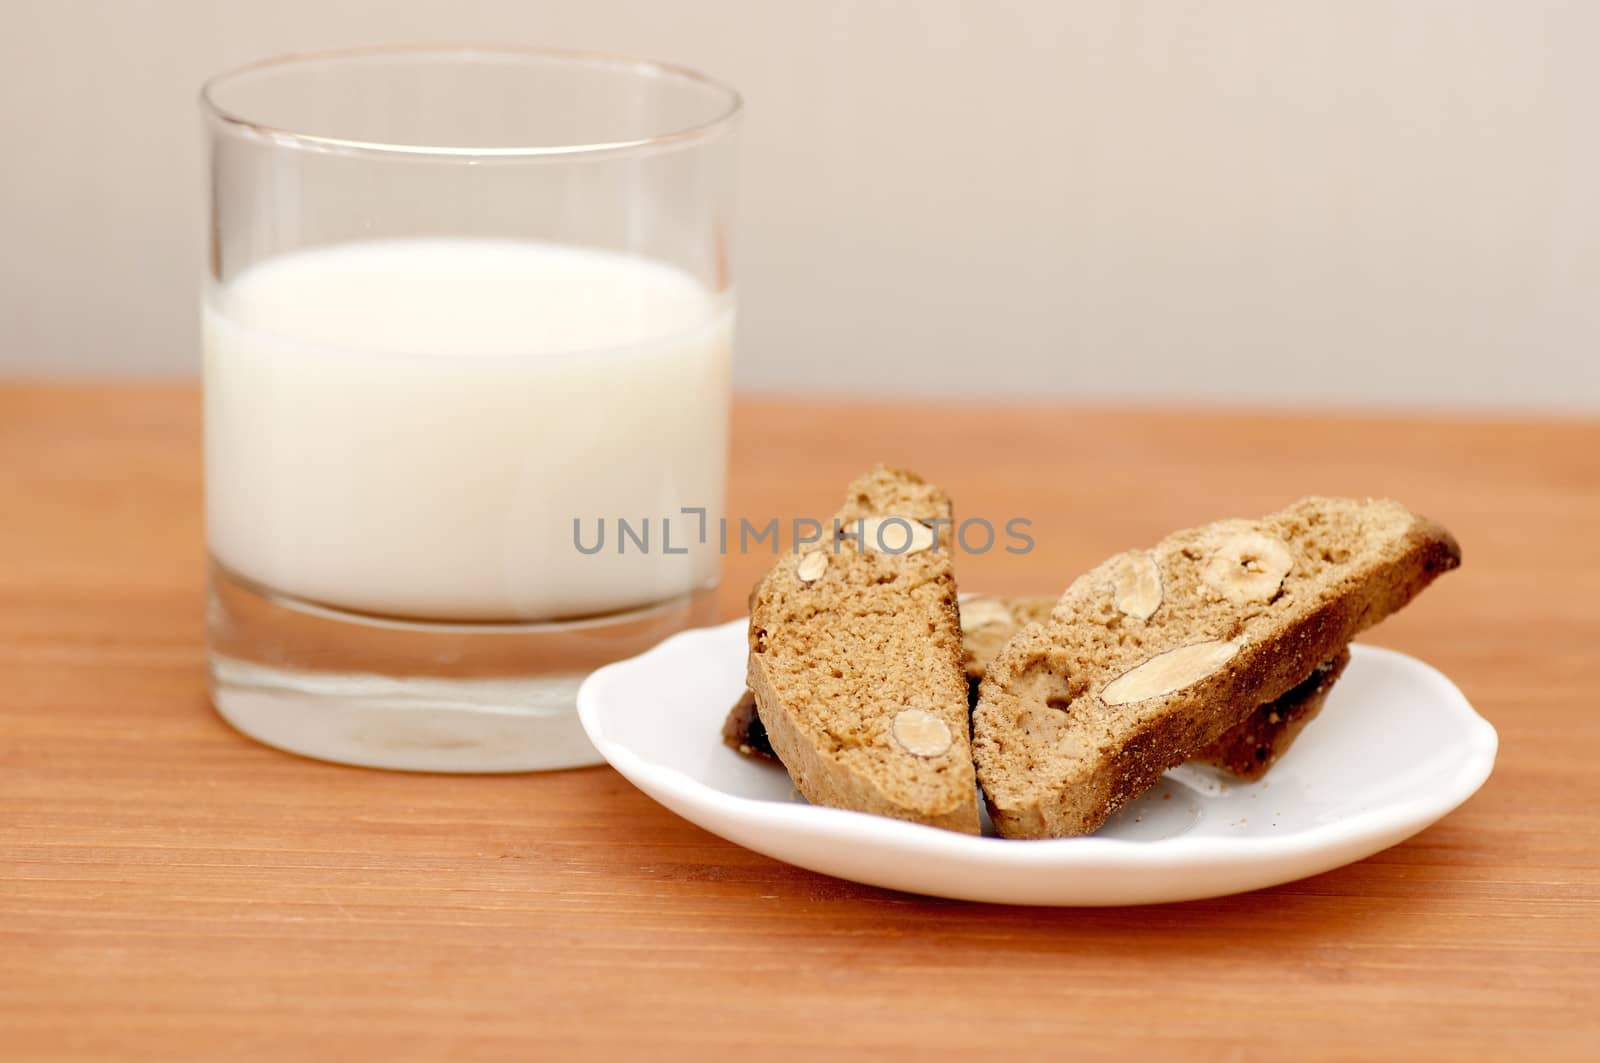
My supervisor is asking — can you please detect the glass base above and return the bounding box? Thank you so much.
[206,561,718,773]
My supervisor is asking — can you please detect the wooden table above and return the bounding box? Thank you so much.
[3,384,1597,1060]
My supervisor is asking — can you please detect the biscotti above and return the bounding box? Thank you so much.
[961,597,1351,782]
[973,498,1460,839]
[726,594,1348,782]
[747,466,981,833]
[723,661,1345,779]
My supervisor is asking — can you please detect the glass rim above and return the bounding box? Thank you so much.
[199,44,743,159]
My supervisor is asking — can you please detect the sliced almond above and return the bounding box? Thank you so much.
[796,551,828,584]
[1100,640,1240,706]
[959,597,1014,630]
[855,516,936,556]
[1111,552,1162,620]
[1202,530,1293,604]
[890,707,953,757]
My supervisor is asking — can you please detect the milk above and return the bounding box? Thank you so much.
[204,238,732,622]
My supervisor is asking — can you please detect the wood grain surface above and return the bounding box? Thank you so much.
[2,383,1597,1060]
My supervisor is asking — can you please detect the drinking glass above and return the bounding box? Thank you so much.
[201,47,740,771]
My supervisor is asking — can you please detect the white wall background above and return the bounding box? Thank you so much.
[2,0,1597,409]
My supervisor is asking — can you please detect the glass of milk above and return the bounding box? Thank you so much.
[200,48,740,772]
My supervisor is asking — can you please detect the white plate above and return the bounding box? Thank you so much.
[577,618,1497,906]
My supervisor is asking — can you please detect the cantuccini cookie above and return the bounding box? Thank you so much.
[973,498,1460,838]
[747,466,980,833]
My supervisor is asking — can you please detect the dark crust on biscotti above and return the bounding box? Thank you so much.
[974,498,1461,839]
[747,466,981,834]
[721,690,780,763]
[1198,649,1350,780]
